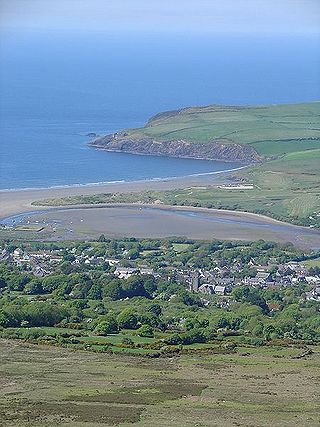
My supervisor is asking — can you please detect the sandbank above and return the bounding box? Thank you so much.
[0,173,231,219]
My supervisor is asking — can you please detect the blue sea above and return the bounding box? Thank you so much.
[0,31,319,190]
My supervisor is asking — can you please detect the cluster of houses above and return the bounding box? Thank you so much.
[1,246,320,302]
[0,247,63,277]
[305,287,320,302]
[180,260,320,302]
[1,246,114,273]
[114,266,155,279]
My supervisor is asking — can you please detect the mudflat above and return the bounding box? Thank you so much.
[13,205,320,249]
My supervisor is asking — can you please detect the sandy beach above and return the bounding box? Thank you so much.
[0,173,231,219]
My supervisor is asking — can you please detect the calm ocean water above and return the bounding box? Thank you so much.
[0,32,319,190]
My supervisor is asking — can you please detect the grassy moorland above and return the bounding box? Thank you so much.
[0,339,319,427]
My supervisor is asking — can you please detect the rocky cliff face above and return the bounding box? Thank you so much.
[89,133,262,163]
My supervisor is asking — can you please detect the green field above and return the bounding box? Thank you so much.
[121,102,320,156]
[300,257,320,268]
[160,149,320,225]
[0,339,319,426]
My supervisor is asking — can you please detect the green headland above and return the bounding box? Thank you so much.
[90,102,320,161]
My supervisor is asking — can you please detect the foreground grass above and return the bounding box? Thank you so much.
[0,339,319,426]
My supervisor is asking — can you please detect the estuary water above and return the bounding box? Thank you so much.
[2,206,319,250]
[0,32,319,189]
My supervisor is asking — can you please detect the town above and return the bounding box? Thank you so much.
[1,237,319,303]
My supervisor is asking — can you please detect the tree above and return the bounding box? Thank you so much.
[210,315,230,330]
[0,300,27,327]
[63,254,75,262]
[147,303,162,317]
[8,274,30,291]
[0,311,6,327]
[103,280,124,300]
[126,249,140,260]
[177,290,203,307]
[60,262,74,275]
[184,317,201,330]
[232,286,250,302]
[263,324,275,341]
[70,282,91,299]
[0,277,6,289]
[248,292,269,314]
[143,276,157,295]
[309,266,320,276]
[87,283,102,300]
[93,302,107,315]
[252,321,264,337]
[139,312,158,327]
[42,275,66,293]
[165,333,183,345]
[53,281,73,298]
[24,302,68,327]
[117,309,139,329]
[70,299,88,310]
[24,279,43,295]
[122,276,150,298]
[232,286,269,314]
[122,337,134,347]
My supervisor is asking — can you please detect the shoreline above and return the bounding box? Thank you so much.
[0,164,247,193]
[0,171,237,219]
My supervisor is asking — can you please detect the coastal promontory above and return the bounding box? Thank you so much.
[89,102,320,163]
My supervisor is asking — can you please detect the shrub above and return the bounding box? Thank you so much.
[121,337,135,347]
[181,328,207,345]
[23,329,46,340]
[95,316,118,335]
[165,333,183,345]
[136,324,154,338]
